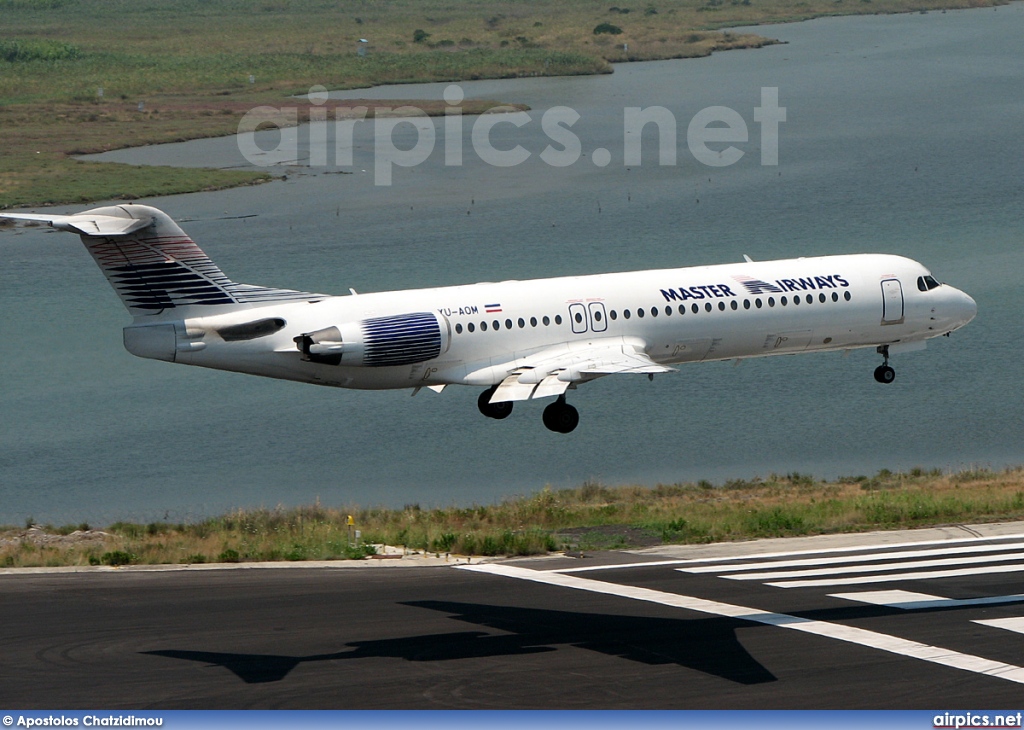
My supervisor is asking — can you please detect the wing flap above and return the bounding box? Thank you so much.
[532,374,570,399]
[473,337,676,401]
[492,374,538,403]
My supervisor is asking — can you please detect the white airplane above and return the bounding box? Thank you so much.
[1,204,976,433]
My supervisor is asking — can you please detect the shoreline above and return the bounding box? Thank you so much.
[4,466,1023,568]
[0,0,1008,209]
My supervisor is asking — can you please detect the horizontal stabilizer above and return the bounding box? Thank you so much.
[0,212,153,237]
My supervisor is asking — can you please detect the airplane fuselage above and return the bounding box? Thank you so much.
[155,253,974,392]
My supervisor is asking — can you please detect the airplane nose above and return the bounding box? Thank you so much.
[950,288,977,329]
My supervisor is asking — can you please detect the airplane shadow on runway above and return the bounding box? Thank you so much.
[142,601,776,685]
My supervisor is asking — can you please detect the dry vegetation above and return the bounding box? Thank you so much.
[4,466,1023,567]
[0,0,1007,207]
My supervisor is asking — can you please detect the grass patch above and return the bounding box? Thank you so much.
[3,466,1024,567]
[0,0,1005,207]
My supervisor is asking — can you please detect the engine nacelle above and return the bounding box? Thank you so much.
[294,312,448,367]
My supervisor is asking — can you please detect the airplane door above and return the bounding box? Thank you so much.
[588,302,608,333]
[569,303,588,334]
[881,279,904,325]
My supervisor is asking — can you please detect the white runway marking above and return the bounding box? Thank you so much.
[458,563,1024,685]
[974,618,1024,635]
[767,562,1024,588]
[679,541,1024,574]
[550,533,1024,574]
[829,590,1024,610]
[708,552,1024,582]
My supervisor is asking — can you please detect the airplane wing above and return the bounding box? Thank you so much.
[488,337,675,403]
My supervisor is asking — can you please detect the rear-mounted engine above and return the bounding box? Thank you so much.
[294,312,447,367]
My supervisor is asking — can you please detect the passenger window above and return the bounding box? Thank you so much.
[650,306,658,317]
[705,302,712,312]
[481,322,488,331]
[806,294,813,304]
[743,300,751,310]
[793,295,799,306]
[755,299,763,309]
[768,297,775,307]
[678,305,686,315]
[610,310,618,320]
[554,315,562,325]
[493,320,500,330]
[831,292,839,302]
[730,300,738,310]
[455,323,463,334]
[594,310,603,322]
[637,308,645,318]
[543,316,550,326]
[692,303,699,314]
[518,318,525,328]
[718,302,725,311]
[530,316,538,327]
[844,292,851,301]
[624,309,631,319]
[574,312,583,324]
[781,296,788,306]
[665,306,672,316]
[819,293,826,303]
[468,323,475,333]
[505,319,513,330]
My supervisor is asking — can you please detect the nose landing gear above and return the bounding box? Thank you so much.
[874,345,896,384]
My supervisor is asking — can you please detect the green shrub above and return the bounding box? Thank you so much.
[101,550,135,566]
[218,548,240,563]
[593,23,623,35]
[0,39,80,62]
[413,29,431,43]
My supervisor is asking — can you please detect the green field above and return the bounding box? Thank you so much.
[3,466,1023,567]
[0,0,1006,208]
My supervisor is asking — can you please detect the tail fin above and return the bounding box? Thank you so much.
[1,204,321,316]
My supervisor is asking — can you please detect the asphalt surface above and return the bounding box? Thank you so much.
[5,524,1024,708]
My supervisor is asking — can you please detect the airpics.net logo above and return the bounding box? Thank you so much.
[235,83,786,186]
[934,713,1024,729]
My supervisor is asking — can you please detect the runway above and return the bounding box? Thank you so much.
[4,523,1024,708]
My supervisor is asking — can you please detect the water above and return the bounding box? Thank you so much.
[2,5,1022,525]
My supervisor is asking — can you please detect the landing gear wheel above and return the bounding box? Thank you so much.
[542,397,580,434]
[478,387,513,419]
[873,365,896,384]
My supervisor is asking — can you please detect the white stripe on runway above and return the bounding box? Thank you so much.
[679,541,1024,574]
[458,563,1024,685]
[549,532,1024,573]
[767,562,1024,588]
[974,618,1024,635]
[829,590,1024,610]
[709,552,1024,581]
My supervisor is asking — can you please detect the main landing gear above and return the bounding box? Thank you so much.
[477,386,513,419]
[874,345,896,384]
[542,395,580,434]
[477,388,580,433]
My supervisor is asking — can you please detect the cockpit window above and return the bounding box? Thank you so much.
[917,275,941,292]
